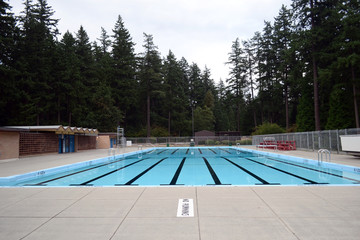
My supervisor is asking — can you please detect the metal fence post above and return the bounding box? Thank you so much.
[336,129,339,154]
[312,131,315,151]
[329,130,331,152]
[307,132,309,150]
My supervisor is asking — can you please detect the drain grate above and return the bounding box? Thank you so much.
[177,198,194,217]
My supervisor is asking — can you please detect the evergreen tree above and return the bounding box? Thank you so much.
[74,25,95,126]
[194,106,215,132]
[92,29,122,131]
[273,5,293,129]
[296,84,314,132]
[189,63,204,106]
[226,38,247,131]
[202,66,216,96]
[138,33,163,137]
[334,0,360,128]
[56,31,80,124]
[292,0,326,130]
[325,83,354,129]
[111,15,138,130]
[214,80,231,131]
[17,0,59,125]
[0,0,19,125]
[163,50,188,136]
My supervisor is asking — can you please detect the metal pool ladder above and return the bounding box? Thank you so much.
[138,145,143,159]
[318,149,331,163]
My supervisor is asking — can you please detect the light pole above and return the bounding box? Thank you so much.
[192,106,194,137]
[191,100,197,137]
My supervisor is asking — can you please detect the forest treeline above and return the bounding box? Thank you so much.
[0,0,359,136]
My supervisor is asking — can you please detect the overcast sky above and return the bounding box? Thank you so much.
[9,0,293,83]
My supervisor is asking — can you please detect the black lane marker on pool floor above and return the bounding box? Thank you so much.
[186,148,190,154]
[157,149,167,154]
[219,149,231,154]
[198,148,203,154]
[80,158,148,185]
[171,149,179,154]
[208,148,217,154]
[203,157,221,185]
[244,158,319,184]
[221,157,269,185]
[169,157,186,185]
[31,156,146,186]
[266,157,360,184]
[124,157,168,185]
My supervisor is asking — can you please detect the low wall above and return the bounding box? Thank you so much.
[0,132,20,160]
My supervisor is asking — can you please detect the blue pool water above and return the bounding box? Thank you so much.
[2,147,360,186]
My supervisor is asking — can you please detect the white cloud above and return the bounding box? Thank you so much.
[9,0,292,82]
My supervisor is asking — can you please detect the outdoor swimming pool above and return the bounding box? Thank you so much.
[1,147,360,186]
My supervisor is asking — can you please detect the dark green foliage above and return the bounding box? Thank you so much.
[325,84,354,129]
[296,87,314,132]
[138,33,164,137]
[194,106,215,132]
[0,0,19,125]
[111,15,138,130]
[252,122,285,135]
[163,50,189,136]
[15,0,59,125]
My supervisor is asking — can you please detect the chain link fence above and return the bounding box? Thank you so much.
[251,128,360,153]
[126,136,252,147]
[125,128,359,153]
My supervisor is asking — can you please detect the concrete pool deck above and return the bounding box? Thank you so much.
[0,147,360,239]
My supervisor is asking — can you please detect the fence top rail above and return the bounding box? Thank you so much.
[252,128,360,138]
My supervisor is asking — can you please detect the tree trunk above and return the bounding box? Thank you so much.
[237,103,240,132]
[146,92,151,138]
[352,66,360,128]
[57,96,61,124]
[311,0,321,131]
[253,109,257,128]
[168,111,171,136]
[285,83,289,130]
[68,112,72,126]
[312,54,321,131]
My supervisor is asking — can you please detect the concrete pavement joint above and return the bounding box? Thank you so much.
[195,187,202,240]
[109,187,146,240]
[19,187,96,240]
[250,187,301,240]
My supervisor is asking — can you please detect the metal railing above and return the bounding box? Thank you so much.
[318,149,331,163]
[251,128,360,153]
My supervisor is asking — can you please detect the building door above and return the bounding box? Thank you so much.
[58,135,75,153]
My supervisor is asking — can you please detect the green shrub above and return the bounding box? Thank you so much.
[205,140,215,145]
[238,139,252,145]
[252,122,285,135]
[215,141,220,145]
[151,126,169,137]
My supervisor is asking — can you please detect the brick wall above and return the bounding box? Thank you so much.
[0,132,20,160]
[19,132,58,156]
[78,136,96,150]
[96,135,110,149]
